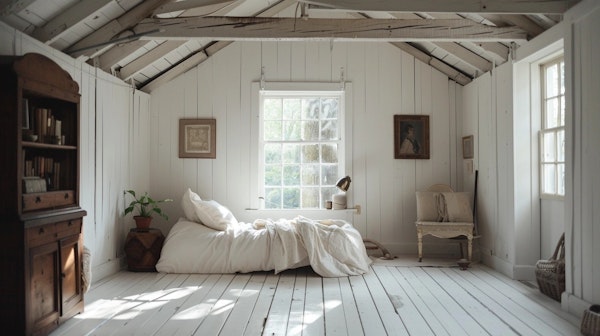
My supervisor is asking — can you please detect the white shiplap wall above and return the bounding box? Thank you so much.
[150,41,464,255]
[461,0,600,316]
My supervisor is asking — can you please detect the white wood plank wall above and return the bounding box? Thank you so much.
[149,41,463,257]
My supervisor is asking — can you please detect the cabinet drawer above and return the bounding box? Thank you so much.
[56,219,81,239]
[22,190,75,211]
[27,224,57,247]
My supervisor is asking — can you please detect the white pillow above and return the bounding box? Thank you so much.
[181,188,203,222]
[194,200,238,231]
[442,192,473,222]
[416,191,443,222]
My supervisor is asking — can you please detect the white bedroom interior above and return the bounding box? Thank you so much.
[1,0,599,334]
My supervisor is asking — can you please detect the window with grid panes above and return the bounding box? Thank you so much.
[259,91,344,209]
[540,57,565,197]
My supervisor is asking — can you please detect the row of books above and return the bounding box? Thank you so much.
[23,99,64,144]
[23,156,65,191]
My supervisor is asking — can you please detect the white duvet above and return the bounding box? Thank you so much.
[156,216,371,277]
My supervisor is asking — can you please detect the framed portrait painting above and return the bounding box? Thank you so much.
[179,119,216,158]
[394,115,430,159]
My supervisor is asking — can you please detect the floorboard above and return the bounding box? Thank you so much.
[50,262,579,336]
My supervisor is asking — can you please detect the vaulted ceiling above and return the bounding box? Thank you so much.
[0,0,579,92]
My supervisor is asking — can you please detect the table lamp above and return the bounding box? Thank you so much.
[332,175,351,209]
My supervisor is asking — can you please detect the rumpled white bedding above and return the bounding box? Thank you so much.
[156,216,371,277]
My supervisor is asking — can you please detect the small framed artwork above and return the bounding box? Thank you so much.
[394,115,430,159]
[179,119,216,159]
[462,135,474,159]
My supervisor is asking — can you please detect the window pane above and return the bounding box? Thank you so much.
[545,64,558,97]
[283,188,300,208]
[543,164,556,194]
[321,165,338,185]
[321,98,339,119]
[265,165,281,186]
[302,144,320,163]
[302,120,319,140]
[321,119,338,140]
[265,188,281,209]
[283,120,301,140]
[264,98,282,120]
[321,144,338,163]
[543,132,555,162]
[302,187,320,208]
[557,129,565,162]
[265,143,281,164]
[264,120,282,140]
[560,97,565,126]
[302,165,320,185]
[283,165,300,185]
[283,144,300,163]
[558,163,565,195]
[560,61,565,95]
[302,98,320,119]
[545,98,559,128]
[283,99,301,119]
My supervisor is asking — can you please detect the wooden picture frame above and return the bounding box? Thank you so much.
[394,115,430,159]
[462,135,474,159]
[179,119,216,158]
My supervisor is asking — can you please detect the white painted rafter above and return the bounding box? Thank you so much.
[298,0,577,14]
[133,17,528,42]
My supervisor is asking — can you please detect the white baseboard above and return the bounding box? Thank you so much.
[91,256,126,285]
[481,253,514,278]
[513,264,536,281]
[562,292,592,318]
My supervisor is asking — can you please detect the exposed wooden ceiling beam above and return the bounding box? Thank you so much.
[434,42,493,74]
[94,40,151,73]
[119,40,187,80]
[31,0,113,43]
[139,0,295,91]
[483,14,545,38]
[134,17,527,42]
[390,42,472,85]
[299,0,577,14]
[65,0,173,59]
[476,42,509,60]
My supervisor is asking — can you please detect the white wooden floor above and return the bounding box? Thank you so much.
[50,261,580,336]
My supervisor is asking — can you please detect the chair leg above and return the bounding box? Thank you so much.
[417,233,423,262]
[458,242,465,259]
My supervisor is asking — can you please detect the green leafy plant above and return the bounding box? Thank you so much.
[123,190,172,220]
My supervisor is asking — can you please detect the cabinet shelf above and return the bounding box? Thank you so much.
[22,141,77,150]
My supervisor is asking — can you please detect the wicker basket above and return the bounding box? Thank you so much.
[535,233,565,301]
[581,304,600,336]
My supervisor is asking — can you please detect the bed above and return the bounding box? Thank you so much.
[155,189,372,277]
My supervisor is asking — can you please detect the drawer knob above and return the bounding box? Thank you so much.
[35,196,41,203]
[64,193,69,199]
[38,227,45,234]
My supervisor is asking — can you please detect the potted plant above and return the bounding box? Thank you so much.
[123,190,172,230]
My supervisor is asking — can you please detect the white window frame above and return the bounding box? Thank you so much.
[250,82,353,210]
[539,56,565,198]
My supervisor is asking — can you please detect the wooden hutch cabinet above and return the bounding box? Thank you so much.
[0,53,86,335]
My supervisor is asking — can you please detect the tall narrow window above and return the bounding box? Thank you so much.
[540,57,565,197]
[259,90,344,209]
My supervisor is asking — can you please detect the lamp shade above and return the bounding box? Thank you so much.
[336,176,351,192]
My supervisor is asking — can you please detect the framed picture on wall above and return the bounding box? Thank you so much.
[462,135,474,159]
[179,119,216,158]
[394,115,430,159]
